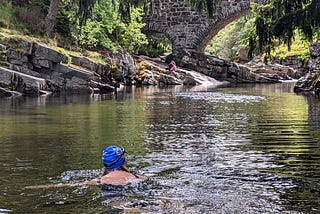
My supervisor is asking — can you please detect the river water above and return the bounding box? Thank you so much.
[0,82,320,213]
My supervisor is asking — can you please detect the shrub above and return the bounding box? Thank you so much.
[17,5,46,35]
[0,0,15,28]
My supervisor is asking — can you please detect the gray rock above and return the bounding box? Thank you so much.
[7,49,29,66]
[0,67,47,95]
[117,50,137,85]
[310,41,320,58]
[179,50,279,83]
[294,40,320,93]
[0,44,6,51]
[33,43,65,64]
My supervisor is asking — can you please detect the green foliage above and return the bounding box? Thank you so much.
[271,31,310,61]
[77,0,147,53]
[0,0,16,28]
[0,0,50,35]
[205,16,250,60]
[251,0,320,59]
[139,34,172,57]
[57,47,72,64]
[75,0,122,51]
[78,19,116,50]
[206,13,311,62]
[119,7,148,54]
[117,0,149,23]
[0,49,7,61]
[56,4,74,37]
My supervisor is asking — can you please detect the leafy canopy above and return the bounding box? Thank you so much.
[250,0,320,58]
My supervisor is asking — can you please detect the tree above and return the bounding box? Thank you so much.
[45,0,96,38]
[250,0,320,58]
[45,0,60,38]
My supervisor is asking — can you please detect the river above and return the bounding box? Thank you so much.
[0,82,320,213]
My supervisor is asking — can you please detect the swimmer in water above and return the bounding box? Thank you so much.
[24,145,144,189]
[90,145,144,186]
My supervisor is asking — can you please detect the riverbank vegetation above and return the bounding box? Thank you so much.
[205,15,311,62]
[0,0,148,54]
[0,0,319,62]
[248,0,319,60]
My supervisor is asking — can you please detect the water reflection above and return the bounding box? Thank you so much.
[142,82,320,213]
[0,83,320,213]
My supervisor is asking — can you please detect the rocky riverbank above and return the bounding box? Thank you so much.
[0,34,226,98]
[0,32,319,98]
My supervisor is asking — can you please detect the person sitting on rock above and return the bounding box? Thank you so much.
[167,60,177,72]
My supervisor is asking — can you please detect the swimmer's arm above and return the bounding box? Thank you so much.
[23,179,100,190]
[135,174,146,179]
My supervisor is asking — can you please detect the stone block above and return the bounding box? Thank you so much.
[7,49,29,66]
[58,64,92,80]
[33,43,65,64]
[0,66,47,95]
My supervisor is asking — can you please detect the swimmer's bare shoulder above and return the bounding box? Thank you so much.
[24,145,146,189]
[23,172,146,189]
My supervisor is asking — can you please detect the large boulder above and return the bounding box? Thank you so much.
[134,56,227,86]
[116,50,138,85]
[0,67,47,95]
[177,50,279,83]
[294,40,320,94]
[132,60,182,86]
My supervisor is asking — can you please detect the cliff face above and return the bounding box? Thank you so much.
[0,35,137,97]
[294,40,320,95]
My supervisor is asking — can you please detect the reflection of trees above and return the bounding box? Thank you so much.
[243,84,320,213]
[279,178,320,213]
[0,93,147,190]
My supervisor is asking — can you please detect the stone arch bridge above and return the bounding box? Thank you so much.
[143,0,279,84]
[144,0,269,55]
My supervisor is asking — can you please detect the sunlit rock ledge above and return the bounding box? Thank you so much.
[0,36,120,97]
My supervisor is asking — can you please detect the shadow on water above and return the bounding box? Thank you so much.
[0,83,320,213]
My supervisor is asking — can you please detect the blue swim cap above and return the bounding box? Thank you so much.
[102,146,126,171]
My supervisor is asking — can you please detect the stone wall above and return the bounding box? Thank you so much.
[144,0,269,54]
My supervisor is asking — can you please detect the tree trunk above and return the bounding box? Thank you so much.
[45,0,61,38]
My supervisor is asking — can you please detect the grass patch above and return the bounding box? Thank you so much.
[0,1,27,32]
[0,0,14,28]
[271,32,310,61]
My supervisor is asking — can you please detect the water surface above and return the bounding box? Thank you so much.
[0,83,320,213]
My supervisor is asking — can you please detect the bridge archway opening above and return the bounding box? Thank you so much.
[204,15,251,60]
[139,32,172,58]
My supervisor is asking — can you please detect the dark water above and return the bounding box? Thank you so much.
[0,83,320,213]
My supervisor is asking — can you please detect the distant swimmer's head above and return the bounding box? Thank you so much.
[102,146,126,171]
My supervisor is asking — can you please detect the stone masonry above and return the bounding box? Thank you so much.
[144,0,269,54]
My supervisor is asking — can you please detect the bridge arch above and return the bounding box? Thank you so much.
[143,0,269,56]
